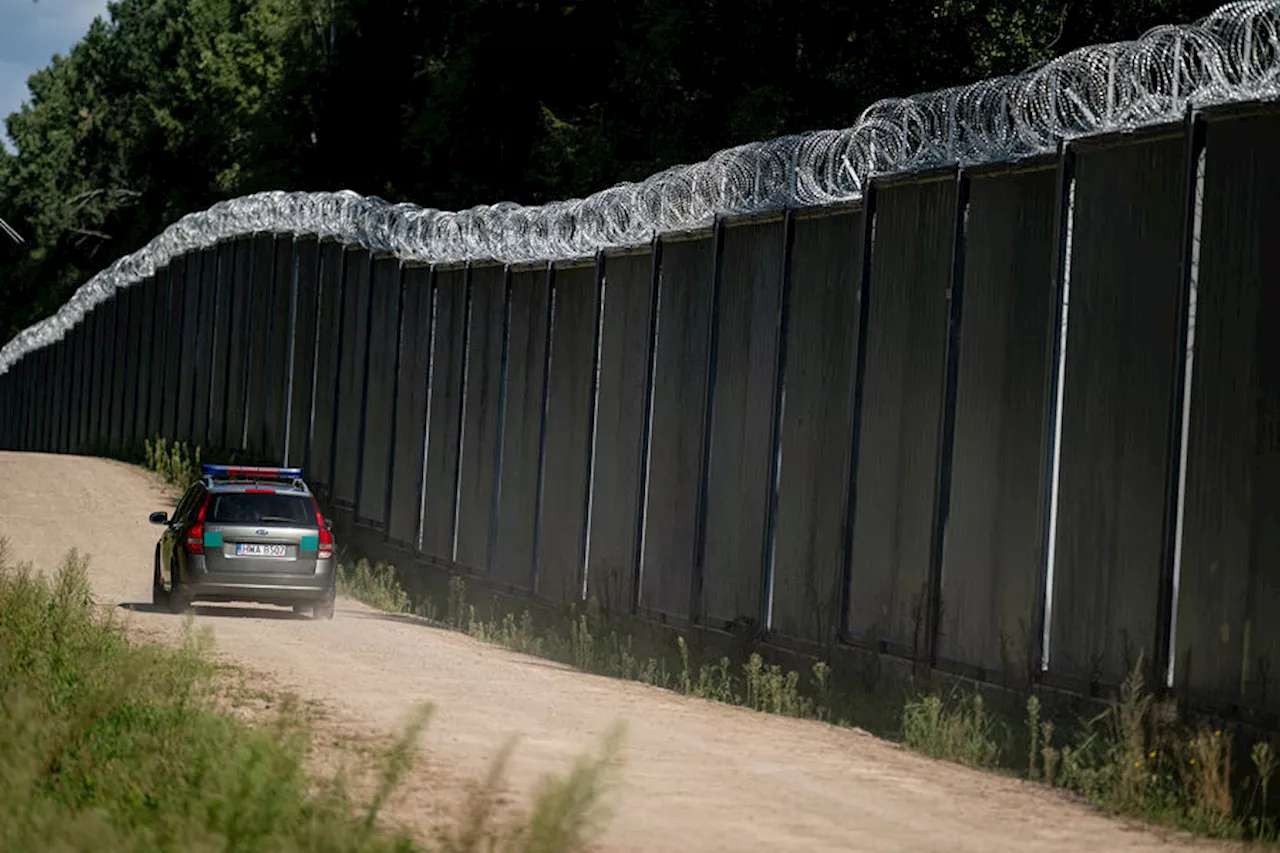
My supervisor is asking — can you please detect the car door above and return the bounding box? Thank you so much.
[162,485,200,586]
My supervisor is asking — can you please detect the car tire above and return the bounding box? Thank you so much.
[151,552,169,607]
[168,560,190,615]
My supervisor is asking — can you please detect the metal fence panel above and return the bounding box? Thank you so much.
[286,237,321,468]
[243,235,278,455]
[309,241,345,485]
[83,310,99,450]
[847,176,958,652]
[65,323,84,452]
[263,237,296,462]
[44,339,58,451]
[493,268,550,591]
[222,239,255,450]
[13,361,27,450]
[702,219,786,626]
[207,242,233,448]
[33,348,48,451]
[387,265,435,548]
[155,266,179,442]
[40,349,52,449]
[641,235,715,620]
[771,209,864,644]
[332,248,373,508]
[128,275,156,447]
[86,304,103,447]
[536,264,599,601]
[70,320,88,451]
[190,246,217,447]
[47,346,60,451]
[108,289,132,450]
[117,287,140,450]
[455,264,506,573]
[356,257,403,524]
[938,164,1060,677]
[50,336,67,452]
[98,297,121,451]
[1176,110,1280,711]
[175,252,203,444]
[1048,131,1188,688]
[0,371,10,449]
[586,251,655,611]
[51,344,63,451]
[420,267,468,561]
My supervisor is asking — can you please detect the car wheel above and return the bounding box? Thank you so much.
[168,560,190,615]
[151,552,169,607]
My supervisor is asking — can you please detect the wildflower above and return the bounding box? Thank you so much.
[1214,729,1222,737]
[1190,758,1197,765]
[1134,760,1142,768]
[1149,750,1156,758]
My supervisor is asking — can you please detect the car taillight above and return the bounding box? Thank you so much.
[186,496,209,555]
[312,501,333,560]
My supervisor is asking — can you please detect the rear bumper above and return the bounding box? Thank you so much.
[184,560,335,605]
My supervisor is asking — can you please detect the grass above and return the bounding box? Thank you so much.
[337,553,1280,846]
[0,535,625,852]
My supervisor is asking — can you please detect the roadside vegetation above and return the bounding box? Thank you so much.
[339,553,1280,846]
[143,436,203,492]
[0,536,624,852]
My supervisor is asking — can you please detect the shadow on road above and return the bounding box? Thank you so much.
[118,602,311,621]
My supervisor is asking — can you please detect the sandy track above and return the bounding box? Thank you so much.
[0,451,1232,853]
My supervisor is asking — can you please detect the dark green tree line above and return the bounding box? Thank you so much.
[0,0,1220,340]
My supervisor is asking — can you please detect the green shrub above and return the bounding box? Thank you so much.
[143,436,202,492]
[339,557,411,614]
[901,691,1002,769]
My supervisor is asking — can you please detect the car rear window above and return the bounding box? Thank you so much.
[207,492,315,525]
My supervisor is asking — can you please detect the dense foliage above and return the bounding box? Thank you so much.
[0,0,1220,341]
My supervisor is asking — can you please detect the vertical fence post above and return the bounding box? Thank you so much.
[485,265,514,573]
[579,251,608,600]
[531,262,556,593]
[283,238,301,467]
[760,208,797,632]
[383,260,407,537]
[839,184,878,641]
[1156,107,1208,691]
[631,236,664,616]
[1034,140,1078,677]
[689,216,726,624]
[449,263,474,563]
[925,167,972,669]
[413,266,440,553]
[324,246,349,498]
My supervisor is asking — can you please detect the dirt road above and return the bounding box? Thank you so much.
[0,451,1229,852]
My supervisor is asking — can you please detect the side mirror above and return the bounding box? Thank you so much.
[149,511,169,526]
[324,517,333,531]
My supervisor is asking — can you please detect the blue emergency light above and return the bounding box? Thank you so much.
[201,464,305,480]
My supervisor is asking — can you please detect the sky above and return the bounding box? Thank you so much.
[0,0,110,150]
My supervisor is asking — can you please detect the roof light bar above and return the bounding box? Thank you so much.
[201,464,305,480]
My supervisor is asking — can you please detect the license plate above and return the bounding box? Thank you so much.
[236,543,288,558]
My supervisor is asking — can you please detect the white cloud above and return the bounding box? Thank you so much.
[0,0,110,150]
